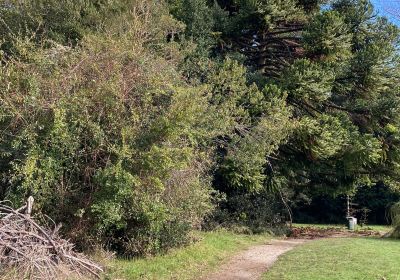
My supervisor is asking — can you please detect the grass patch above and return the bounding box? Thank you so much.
[264,237,400,280]
[107,230,273,280]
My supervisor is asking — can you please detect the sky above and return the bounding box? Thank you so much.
[371,0,400,25]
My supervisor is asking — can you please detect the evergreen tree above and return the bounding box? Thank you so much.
[191,0,400,209]
[276,0,400,196]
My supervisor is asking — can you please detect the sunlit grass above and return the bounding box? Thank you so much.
[264,237,400,280]
[106,230,272,280]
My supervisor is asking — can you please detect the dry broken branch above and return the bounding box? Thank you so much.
[0,197,103,279]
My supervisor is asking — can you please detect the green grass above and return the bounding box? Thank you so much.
[292,223,392,232]
[264,237,400,280]
[107,230,273,280]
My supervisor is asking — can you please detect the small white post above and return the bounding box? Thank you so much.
[26,196,34,217]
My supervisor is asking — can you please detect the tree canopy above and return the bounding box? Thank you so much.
[1,0,400,255]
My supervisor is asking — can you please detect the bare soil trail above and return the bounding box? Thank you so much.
[204,238,307,280]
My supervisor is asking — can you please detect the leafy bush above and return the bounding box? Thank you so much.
[0,0,216,256]
[0,0,133,57]
[207,189,289,234]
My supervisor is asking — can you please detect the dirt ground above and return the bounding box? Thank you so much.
[204,239,307,280]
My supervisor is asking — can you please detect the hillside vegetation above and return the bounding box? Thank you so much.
[1,0,400,258]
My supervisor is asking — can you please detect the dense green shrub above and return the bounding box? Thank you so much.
[0,0,218,255]
[0,0,293,255]
[209,190,289,233]
[0,0,134,57]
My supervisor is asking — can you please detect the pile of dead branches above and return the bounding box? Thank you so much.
[289,226,382,239]
[0,197,103,279]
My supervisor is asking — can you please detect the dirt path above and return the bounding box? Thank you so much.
[204,239,307,280]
